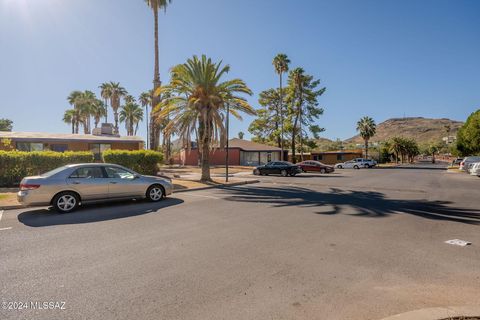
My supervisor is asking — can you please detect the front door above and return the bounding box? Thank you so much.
[67,166,109,201]
[104,166,145,198]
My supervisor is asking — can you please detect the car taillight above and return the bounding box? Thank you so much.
[20,184,40,191]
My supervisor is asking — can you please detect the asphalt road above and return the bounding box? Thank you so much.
[1,167,479,320]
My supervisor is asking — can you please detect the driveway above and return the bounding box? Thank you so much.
[1,168,479,320]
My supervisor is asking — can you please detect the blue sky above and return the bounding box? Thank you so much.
[1,0,479,141]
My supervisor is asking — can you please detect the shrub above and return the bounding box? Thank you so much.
[0,151,94,187]
[102,150,163,175]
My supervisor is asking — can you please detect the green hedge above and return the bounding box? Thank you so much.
[102,150,163,175]
[0,151,94,187]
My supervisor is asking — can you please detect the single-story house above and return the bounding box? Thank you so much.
[177,138,283,166]
[0,131,144,159]
[289,149,363,165]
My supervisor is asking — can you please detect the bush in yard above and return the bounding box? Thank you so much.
[0,151,94,187]
[102,150,163,175]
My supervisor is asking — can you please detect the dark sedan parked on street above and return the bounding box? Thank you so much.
[297,160,335,174]
[253,161,302,177]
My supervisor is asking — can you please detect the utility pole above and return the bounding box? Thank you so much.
[145,104,149,149]
[225,103,230,183]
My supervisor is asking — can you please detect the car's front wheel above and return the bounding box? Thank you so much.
[52,191,79,213]
[253,169,260,175]
[354,165,360,169]
[281,169,288,177]
[147,185,164,202]
[320,168,326,174]
[337,165,343,169]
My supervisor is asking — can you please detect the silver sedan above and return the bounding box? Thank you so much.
[17,163,173,213]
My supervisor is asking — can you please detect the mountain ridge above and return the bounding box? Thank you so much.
[345,116,463,145]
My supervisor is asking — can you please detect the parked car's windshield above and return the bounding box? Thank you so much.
[40,166,68,177]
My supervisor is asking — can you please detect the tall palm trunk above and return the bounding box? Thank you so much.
[198,116,212,182]
[104,98,108,123]
[150,6,161,149]
[279,73,284,160]
[364,139,369,158]
[71,122,74,134]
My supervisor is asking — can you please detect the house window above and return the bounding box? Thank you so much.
[90,143,111,160]
[51,144,68,152]
[16,142,44,152]
[337,154,344,161]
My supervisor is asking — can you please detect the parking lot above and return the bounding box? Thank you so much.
[1,167,479,320]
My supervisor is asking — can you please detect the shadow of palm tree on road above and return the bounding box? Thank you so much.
[220,185,480,224]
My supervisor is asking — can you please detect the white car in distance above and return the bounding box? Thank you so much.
[469,162,480,177]
[335,158,377,169]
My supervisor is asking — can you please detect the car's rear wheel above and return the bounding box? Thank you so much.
[320,168,326,174]
[147,185,164,202]
[354,165,360,169]
[281,169,288,177]
[253,169,260,175]
[337,165,343,169]
[52,191,79,213]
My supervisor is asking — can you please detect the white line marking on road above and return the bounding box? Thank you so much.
[0,227,12,231]
[0,210,3,222]
[181,193,220,200]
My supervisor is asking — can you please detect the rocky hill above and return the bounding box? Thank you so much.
[346,117,463,145]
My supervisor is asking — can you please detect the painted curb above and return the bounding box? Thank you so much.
[174,179,260,193]
[0,205,24,211]
[381,306,480,320]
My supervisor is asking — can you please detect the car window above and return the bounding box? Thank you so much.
[69,167,104,179]
[41,165,68,177]
[105,166,135,180]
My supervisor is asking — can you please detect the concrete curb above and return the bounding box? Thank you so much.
[381,306,480,320]
[0,204,24,211]
[174,179,260,193]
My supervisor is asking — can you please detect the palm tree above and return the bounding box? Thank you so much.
[145,0,172,149]
[99,82,112,123]
[356,116,376,158]
[389,137,403,163]
[124,94,136,104]
[120,103,144,136]
[91,99,107,129]
[79,90,97,134]
[273,53,290,159]
[154,55,255,181]
[63,109,77,134]
[67,90,83,134]
[139,91,152,148]
[108,82,127,134]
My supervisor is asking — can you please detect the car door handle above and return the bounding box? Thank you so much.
[110,181,117,184]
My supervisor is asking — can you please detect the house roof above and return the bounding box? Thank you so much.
[186,138,281,152]
[0,131,143,143]
[310,149,363,155]
[228,138,281,151]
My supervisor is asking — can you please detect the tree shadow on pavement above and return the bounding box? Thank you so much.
[18,197,184,227]
[220,185,480,224]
